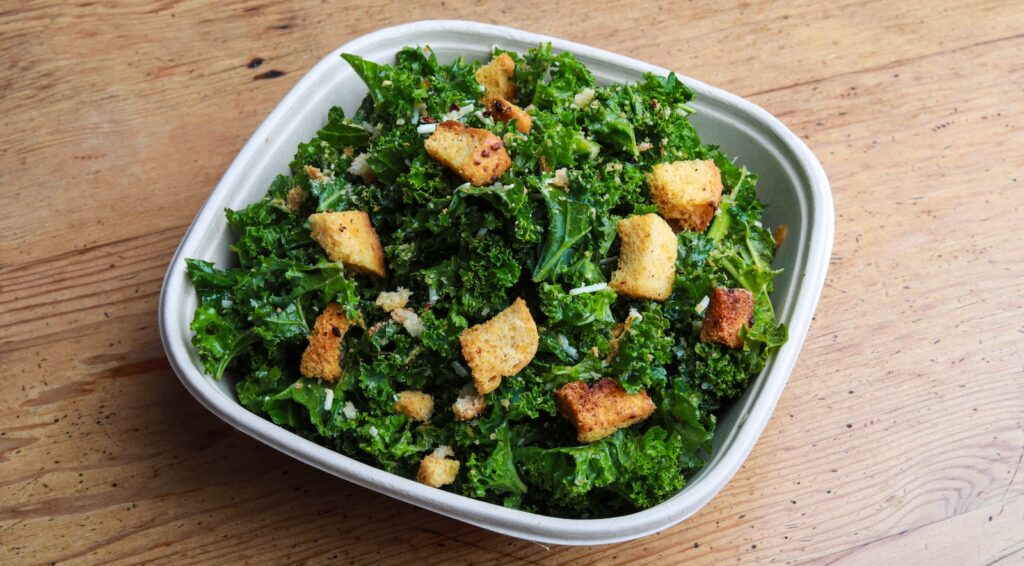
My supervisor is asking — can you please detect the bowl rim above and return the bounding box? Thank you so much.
[158,19,834,545]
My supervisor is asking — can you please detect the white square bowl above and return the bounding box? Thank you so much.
[158,20,833,545]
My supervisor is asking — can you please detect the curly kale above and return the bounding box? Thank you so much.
[184,44,787,518]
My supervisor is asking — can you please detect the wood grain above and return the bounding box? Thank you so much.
[2,0,1023,564]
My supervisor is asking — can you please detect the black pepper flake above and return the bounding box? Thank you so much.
[490,142,502,150]
[331,327,341,337]
[247,57,265,69]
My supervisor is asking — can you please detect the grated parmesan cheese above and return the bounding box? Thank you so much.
[323,388,334,411]
[573,87,596,108]
[416,123,437,135]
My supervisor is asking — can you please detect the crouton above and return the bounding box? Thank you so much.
[416,447,460,488]
[299,303,350,381]
[459,298,539,395]
[305,164,326,181]
[483,95,531,134]
[700,287,755,349]
[773,225,788,249]
[308,211,387,278]
[452,384,487,421]
[646,160,724,232]
[424,121,511,186]
[475,53,516,99]
[375,287,412,312]
[395,390,434,422]
[555,378,656,443]
[285,186,307,213]
[609,214,678,301]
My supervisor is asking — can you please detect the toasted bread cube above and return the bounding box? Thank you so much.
[646,160,724,232]
[475,53,516,99]
[609,214,678,301]
[285,186,308,213]
[416,447,460,488]
[700,287,755,349]
[452,384,487,421]
[483,95,531,134]
[424,121,511,186]
[555,378,656,443]
[459,298,539,395]
[308,211,386,278]
[395,390,434,422]
[305,164,326,181]
[299,303,350,381]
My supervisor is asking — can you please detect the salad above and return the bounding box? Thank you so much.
[186,44,787,517]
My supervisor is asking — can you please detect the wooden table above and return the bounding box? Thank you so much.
[2,1,1022,563]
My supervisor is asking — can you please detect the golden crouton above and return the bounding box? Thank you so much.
[555,378,656,443]
[483,95,531,134]
[285,186,307,213]
[305,164,326,181]
[308,211,387,278]
[395,390,434,422]
[424,121,511,186]
[416,447,460,488]
[299,303,350,381]
[451,384,487,421]
[646,160,724,232]
[475,53,516,99]
[700,287,755,349]
[609,214,678,301]
[459,298,539,395]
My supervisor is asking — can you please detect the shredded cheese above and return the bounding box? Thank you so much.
[391,308,424,337]
[568,282,608,296]
[342,401,357,420]
[416,123,437,135]
[557,334,579,359]
[323,388,334,411]
[451,361,469,378]
[695,295,710,314]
